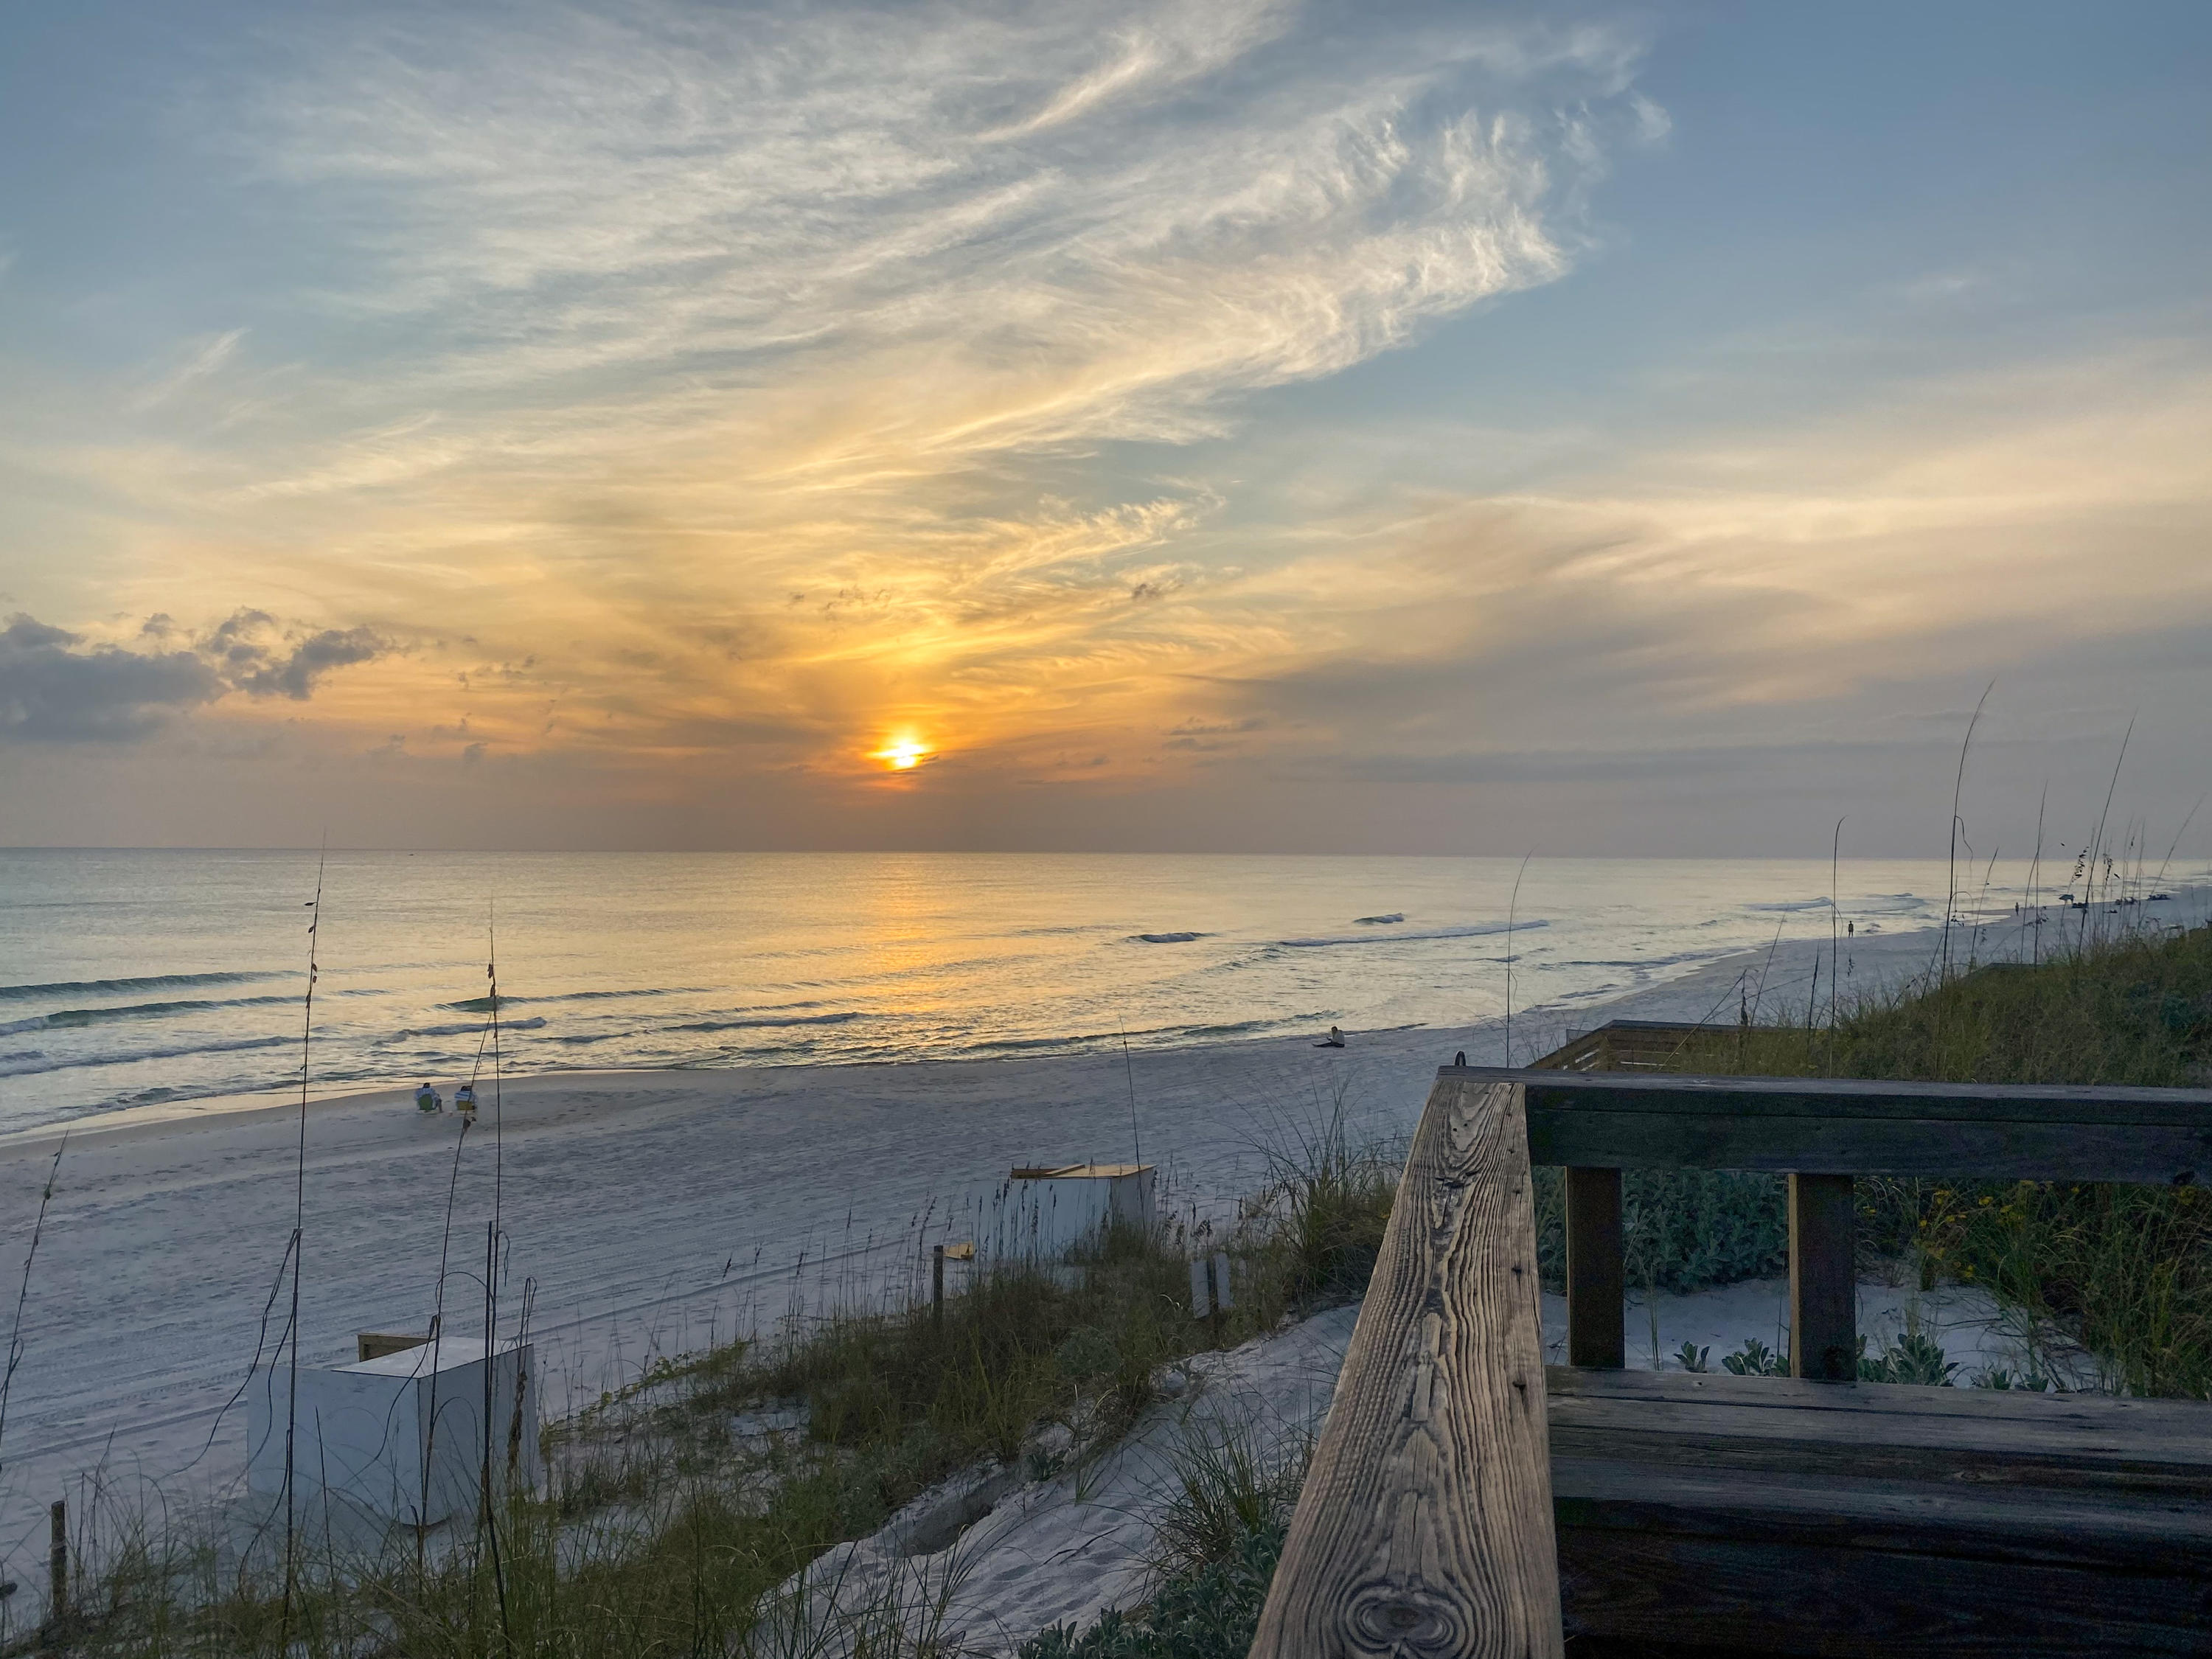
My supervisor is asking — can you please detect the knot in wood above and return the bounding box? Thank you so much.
[1343,1580,1465,1655]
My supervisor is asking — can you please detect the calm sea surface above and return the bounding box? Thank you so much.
[0,851,2151,1133]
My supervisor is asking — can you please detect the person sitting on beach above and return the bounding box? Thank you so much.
[1316,1026,1346,1048]
[455,1082,477,1120]
[416,1083,442,1113]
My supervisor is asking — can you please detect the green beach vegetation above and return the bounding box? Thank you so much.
[33,1127,1394,1658]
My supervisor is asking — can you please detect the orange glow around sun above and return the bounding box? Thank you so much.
[871,734,931,771]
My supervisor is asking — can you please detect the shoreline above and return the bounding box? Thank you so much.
[0,896,2095,1159]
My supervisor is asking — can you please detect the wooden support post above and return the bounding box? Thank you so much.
[1790,1174,1856,1381]
[46,1498,66,1638]
[1251,1078,1564,1658]
[931,1243,945,1331]
[1564,1166,1625,1369]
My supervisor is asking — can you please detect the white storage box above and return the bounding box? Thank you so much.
[246,1335,538,1528]
[987,1163,1155,1261]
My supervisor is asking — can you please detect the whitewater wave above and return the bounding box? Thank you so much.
[1182,1015,1313,1037]
[667,1011,863,1034]
[1858,893,1933,913]
[437,986,721,1012]
[1279,920,1545,949]
[0,993,302,1037]
[0,1033,295,1079]
[0,970,288,1003]
[1746,894,1933,917]
[376,1017,552,1042]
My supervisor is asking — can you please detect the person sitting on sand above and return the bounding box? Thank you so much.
[416,1083,442,1113]
[1316,1026,1346,1048]
[455,1082,477,1120]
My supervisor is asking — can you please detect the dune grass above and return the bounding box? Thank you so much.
[37,1129,1397,1658]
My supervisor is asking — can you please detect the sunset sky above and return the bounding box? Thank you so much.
[3,1,2208,855]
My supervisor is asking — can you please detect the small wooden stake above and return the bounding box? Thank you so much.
[47,1498,66,1638]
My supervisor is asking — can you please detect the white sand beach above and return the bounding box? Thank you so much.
[0,915,2096,1590]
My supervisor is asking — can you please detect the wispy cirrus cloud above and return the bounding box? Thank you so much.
[215,0,1639,483]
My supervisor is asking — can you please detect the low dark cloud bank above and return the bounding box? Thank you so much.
[203,609,389,701]
[0,610,389,742]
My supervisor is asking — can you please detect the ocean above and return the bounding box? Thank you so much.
[0,849,2177,1134]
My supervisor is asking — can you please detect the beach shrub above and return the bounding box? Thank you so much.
[1720,1338,1785,1377]
[1149,1420,1304,1585]
[1859,1328,1959,1387]
[1019,1520,1286,1659]
[1531,1166,1787,1300]
[1055,1326,1121,1386]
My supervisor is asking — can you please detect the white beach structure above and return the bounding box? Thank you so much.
[985,1162,1156,1262]
[246,1335,538,1529]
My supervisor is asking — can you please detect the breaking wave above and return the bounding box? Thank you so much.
[0,994,301,1037]
[1279,920,1546,948]
[0,1034,296,1079]
[0,970,288,1004]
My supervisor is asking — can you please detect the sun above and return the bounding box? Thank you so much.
[871,734,931,771]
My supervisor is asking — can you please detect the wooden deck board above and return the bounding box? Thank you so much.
[1547,1367,2212,1656]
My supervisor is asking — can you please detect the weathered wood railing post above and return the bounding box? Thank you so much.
[1788,1174,1855,1380]
[1562,1168,1624,1369]
[1250,1077,1563,1658]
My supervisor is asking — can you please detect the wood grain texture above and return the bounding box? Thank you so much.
[1530,1112,2212,1181]
[1453,1067,2212,1124]
[1538,1366,2212,1655]
[1250,1079,1562,1659]
[1548,1405,2212,1498]
[1552,1458,2212,1571]
[1545,1365,2212,1440]
[1458,1065,2212,1184]
[1470,1064,2212,1181]
[1562,1169,1624,1369]
[1555,1525,2212,1658]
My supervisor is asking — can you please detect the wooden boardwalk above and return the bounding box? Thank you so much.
[1251,1032,2212,1658]
[1551,1366,2212,1655]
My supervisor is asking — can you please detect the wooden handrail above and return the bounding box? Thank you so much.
[1451,1065,2212,1183]
[1250,1077,1562,1658]
[1467,1055,2212,1382]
